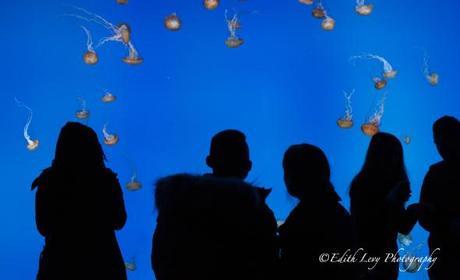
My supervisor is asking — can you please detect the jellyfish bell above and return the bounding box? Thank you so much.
[225,37,244,48]
[104,134,119,146]
[321,17,335,31]
[126,180,142,191]
[427,73,439,86]
[373,78,387,90]
[27,139,40,151]
[337,119,353,129]
[398,233,413,247]
[361,122,380,137]
[117,0,128,4]
[75,109,90,120]
[356,4,373,16]
[102,92,116,103]
[118,23,131,44]
[204,0,219,10]
[123,56,143,65]
[83,50,98,65]
[299,0,314,5]
[383,70,397,79]
[312,7,326,19]
[164,13,181,31]
[402,253,422,273]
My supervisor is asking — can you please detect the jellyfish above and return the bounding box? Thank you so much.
[225,10,244,48]
[204,0,220,10]
[337,89,354,129]
[321,16,335,31]
[117,0,128,4]
[164,13,181,31]
[81,26,98,65]
[311,2,335,30]
[373,77,388,90]
[125,259,137,271]
[299,0,314,5]
[402,135,411,145]
[312,2,326,18]
[401,253,423,273]
[398,233,413,247]
[66,6,142,64]
[15,98,39,151]
[422,50,439,86]
[351,54,397,79]
[355,0,373,16]
[75,98,90,120]
[126,170,142,191]
[102,123,119,146]
[361,94,385,137]
[102,91,116,103]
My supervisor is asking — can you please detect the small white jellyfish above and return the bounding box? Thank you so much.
[15,98,39,151]
[355,0,373,16]
[164,13,181,31]
[75,98,90,120]
[361,94,386,137]
[101,90,116,103]
[126,170,142,191]
[125,259,137,271]
[398,233,413,247]
[225,10,244,48]
[337,89,354,129]
[81,26,98,65]
[422,50,439,86]
[102,123,119,146]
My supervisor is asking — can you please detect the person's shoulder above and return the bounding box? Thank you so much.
[31,167,53,190]
[427,161,447,175]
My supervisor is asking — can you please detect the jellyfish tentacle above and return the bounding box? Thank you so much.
[66,5,118,33]
[15,98,35,146]
[81,26,95,52]
[344,89,355,121]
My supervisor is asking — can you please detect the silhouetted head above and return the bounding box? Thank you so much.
[433,116,460,162]
[283,144,334,200]
[358,132,408,188]
[206,129,252,179]
[52,122,106,171]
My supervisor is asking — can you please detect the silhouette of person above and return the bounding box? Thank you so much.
[419,116,460,280]
[32,122,127,280]
[152,129,277,280]
[279,144,355,280]
[350,132,420,280]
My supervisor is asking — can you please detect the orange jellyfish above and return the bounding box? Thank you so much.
[337,90,354,129]
[355,0,373,16]
[75,98,90,120]
[81,26,98,65]
[117,0,128,4]
[311,2,335,30]
[312,3,326,18]
[225,10,244,48]
[126,171,142,191]
[123,41,143,65]
[204,0,220,10]
[321,16,335,31]
[361,94,385,137]
[103,123,119,146]
[15,98,39,151]
[164,13,181,31]
[299,0,314,5]
[423,50,439,86]
[102,91,116,103]
[373,77,388,90]
[350,54,396,89]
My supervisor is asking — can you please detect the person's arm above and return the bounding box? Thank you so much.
[419,168,437,232]
[106,173,127,230]
[35,186,51,236]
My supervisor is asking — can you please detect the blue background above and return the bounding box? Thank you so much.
[1,0,459,279]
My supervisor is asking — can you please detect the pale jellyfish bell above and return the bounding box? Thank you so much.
[117,0,128,5]
[15,98,39,151]
[102,123,119,146]
[75,98,90,120]
[164,13,181,31]
[101,91,116,103]
[225,10,244,48]
[299,0,314,5]
[126,171,142,191]
[81,26,98,65]
[355,0,373,16]
[337,89,354,129]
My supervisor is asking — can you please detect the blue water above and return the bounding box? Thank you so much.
[2,0,459,279]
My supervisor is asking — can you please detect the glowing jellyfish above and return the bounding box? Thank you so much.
[75,98,90,120]
[117,0,128,4]
[398,233,413,247]
[355,0,373,16]
[102,91,116,103]
[67,7,142,64]
[126,171,142,191]
[164,13,181,31]
[102,123,119,146]
[225,10,244,48]
[204,0,219,10]
[15,98,39,151]
[299,0,314,5]
[125,259,137,271]
[81,26,98,65]
[422,50,439,86]
[361,94,385,137]
[337,89,354,129]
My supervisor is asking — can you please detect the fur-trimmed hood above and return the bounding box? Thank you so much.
[155,174,271,215]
